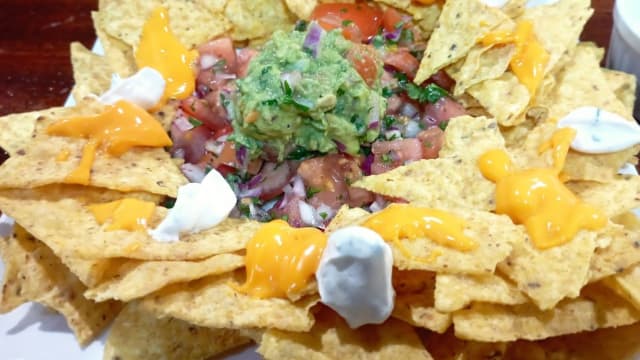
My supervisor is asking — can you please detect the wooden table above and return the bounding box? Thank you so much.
[0,0,615,116]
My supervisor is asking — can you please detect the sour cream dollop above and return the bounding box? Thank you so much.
[557,106,640,154]
[0,213,15,238]
[316,226,394,328]
[149,169,237,242]
[99,67,166,110]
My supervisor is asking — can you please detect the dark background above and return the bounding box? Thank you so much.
[0,0,615,116]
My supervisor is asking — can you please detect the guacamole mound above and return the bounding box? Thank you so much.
[232,27,385,160]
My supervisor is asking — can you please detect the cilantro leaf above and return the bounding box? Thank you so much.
[405,83,448,104]
[188,117,203,127]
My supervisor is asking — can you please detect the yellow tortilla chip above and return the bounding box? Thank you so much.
[225,0,296,41]
[414,0,512,84]
[392,269,437,294]
[70,42,112,101]
[607,265,640,311]
[566,177,640,218]
[448,44,515,96]
[434,273,527,313]
[519,0,593,73]
[0,226,122,345]
[141,271,319,331]
[85,253,245,302]
[0,106,74,157]
[0,187,260,261]
[406,4,441,38]
[104,302,250,359]
[393,290,452,333]
[603,68,638,115]
[453,282,640,342]
[285,0,317,19]
[98,0,230,49]
[498,229,596,310]
[257,307,433,360]
[589,224,640,282]
[439,115,505,161]
[92,11,137,77]
[467,72,530,126]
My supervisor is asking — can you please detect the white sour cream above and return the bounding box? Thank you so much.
[99,67,165,110]
[149,169,237,242]
[480,0,508,7]
[316,226,394,328]
[0,213,15,238]
[557,106,640,154]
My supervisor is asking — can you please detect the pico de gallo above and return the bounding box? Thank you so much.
[169,3,467,227]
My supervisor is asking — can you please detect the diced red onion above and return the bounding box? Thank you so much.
[299,201,319,227]
[303,22,324,58]
[238,186,262,198]
[368,121,379,129]
[180,163,206,183]
[246,173,264,188]
[403,120,421,138]
[335,141,346,152]
[216,73,237,81]
[400,102,419,118]
[236,146,248,169]
[173,114,194,132]
[200,54,219,70]
[384,28,402,42]
[291,175,306,198]
[369,196,387,212]
[385,129,402,140]
[280,71,302,89]
[361,153,374,176]
[204,135,228,156]
[367,95,381,130]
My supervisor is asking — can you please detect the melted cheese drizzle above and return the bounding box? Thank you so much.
[89,198,156,232]
[477,128,607,249]
[236,220,327,299]
[362,203,477,260]
[481,20,550,95]
[46,99,172,185]
[135,7,198,102]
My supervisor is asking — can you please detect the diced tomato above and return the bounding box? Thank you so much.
[198,37,237,73]
[383,49,419,78]
[180,97,230,131]
[311,3,383,41]
[428,69,456,91]
[422,97,466,127]
[417,127,444,159]
[382,8,407,33]
[236,48,258,78]
[214,164,236,177]
[371,138,424,175]
[257,162,296,201]
[213,123,233,140]
[347,44,379,87]
[213,141,236,168]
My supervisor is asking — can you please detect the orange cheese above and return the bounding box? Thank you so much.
[478,130,607,249]
[363,203,477,253]
[89,198,156,232]
[135,7,198,103]
[481,21,550,95]
[47,99,172,185]
[237,220,327,299]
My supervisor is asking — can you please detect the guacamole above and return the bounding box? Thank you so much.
[232,27,386,160]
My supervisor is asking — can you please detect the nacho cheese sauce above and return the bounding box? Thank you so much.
[99,67,166,110]
[363,203,477,252]
[557,106,640,154]
[149,168,237,242]
[236,220,327,298]
[481,20,550,95]
[135,7,198,101]
[316,226,394,328]
[88,198,156,232]
[46,99,172,185]
[478,130,607,249]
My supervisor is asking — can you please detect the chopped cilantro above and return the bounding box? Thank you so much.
[399,28,414,43]
[371,34,386,48]
[281,80,311,112]
[381,153,393,164]
[306,187,321,199]
[340,7,348,13]
[342,20,353,26]
[337,87,346,96]
[162,197,176,208]
[319,212,328,220]
[188,117,203,128]
[286,146,319,160]
[281,215,289,221]
[204,165,212,174]
[212,59,227,72]
[438,120,449,131]
[381,86,394,98]
[405,83,448,104]
[261,99,278,106]
[360,145,372,156]
[383,115,396,128]
[294,20,308,32]
[424,140,433,148]
[238,203,251,217]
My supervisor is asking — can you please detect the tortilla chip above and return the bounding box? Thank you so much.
[414,0,512,84]
[467,72,530,126]
[434,273,527,313]
[141,271,319,331]
[85,253,245,302]
[512,121,639,183]
[0,226,121,345]
[589,224,640,282]
[0,187,261,261]
[498,229,596,310]
[393,287,452,333]
[355,116,503,211]
[285,0,317,19]
[505,322,640,360]
[70,42,112,101]
[406,4,441,38]
[519,0,593,73]
[98,0,230,49]
[607,265,640,311]
[324,205,370,233]
[538,44,632,121]
[453,282,640,342]
[92,11,137,77]
[225,0,296,41]
[448,44,515,96]
[602,68,637,115]
[257,307,433,360]
[392,269,437,294]
[104,302,250,360]
[566,177,640,218]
